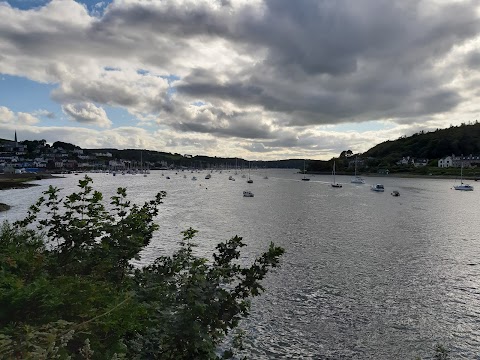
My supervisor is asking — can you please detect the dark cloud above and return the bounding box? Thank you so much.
[172,0,479,128]
[466,51,480,69]
[169,105,274,139]
[1,0,480,150]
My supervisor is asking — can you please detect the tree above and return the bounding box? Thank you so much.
[0,176,284,359]
[339,150,353,158]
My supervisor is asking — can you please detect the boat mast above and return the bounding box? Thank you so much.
[333,161,336,184]
[461,161,464,184]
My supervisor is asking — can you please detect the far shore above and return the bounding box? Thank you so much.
[305,171,479,181]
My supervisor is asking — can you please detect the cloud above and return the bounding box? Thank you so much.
[0,106,40,125]
[1,0,480,158]
[62,102,112,128]
[33,109,56,119]
[52,69,171,117]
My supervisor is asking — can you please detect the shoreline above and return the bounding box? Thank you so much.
[305,172,478,181]
[0,173,62,190]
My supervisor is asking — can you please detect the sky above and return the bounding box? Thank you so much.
[1,0,480,160]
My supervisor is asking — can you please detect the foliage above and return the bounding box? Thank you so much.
[363,122,480,160]
[52,141,80,151]
[0,176,284,359]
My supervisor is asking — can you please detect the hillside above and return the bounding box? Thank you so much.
[85,148,306,169]
[363,122,480,160]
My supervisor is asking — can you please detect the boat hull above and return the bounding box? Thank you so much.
[454,185,474,191]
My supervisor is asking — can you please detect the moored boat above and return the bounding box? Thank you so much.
[371,184,384,192]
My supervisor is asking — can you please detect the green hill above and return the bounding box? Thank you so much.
[363,122,480,160]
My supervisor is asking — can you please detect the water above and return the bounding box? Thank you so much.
[2,170,480,359]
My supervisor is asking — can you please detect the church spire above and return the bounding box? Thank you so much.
[14,130,17,146]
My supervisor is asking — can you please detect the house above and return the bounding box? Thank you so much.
[439,154,480,168]
[4,166,15,174]
[95,152,112,158]
[438,156,453,168]
[413,158,428,167]
[347,158,365,168]
[396,156,414,166]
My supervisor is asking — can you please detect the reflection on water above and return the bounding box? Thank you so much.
[3,170,480,359]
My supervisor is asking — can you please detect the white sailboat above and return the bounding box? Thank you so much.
[331,161,342,188]
[301,159,310,181]
[351,157,364,184]
[454,161,474,191]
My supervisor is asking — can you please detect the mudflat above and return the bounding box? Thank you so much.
[0,173,57,190]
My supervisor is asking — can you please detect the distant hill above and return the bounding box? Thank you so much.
[85,148,306,169]
[307,122,480,174]
[363,122,480,160]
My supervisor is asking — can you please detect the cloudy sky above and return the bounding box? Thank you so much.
[1,0,480,160]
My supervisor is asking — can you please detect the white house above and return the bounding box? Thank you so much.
[95,152,113,158]
[439,154,480,168]
[438,156,453,168]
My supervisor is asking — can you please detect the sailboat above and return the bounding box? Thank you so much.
[331,161,342,188]
[454,161,474,191]
[141,151,147,177]
[263,166,268,179]
[301,160,310,181]
[351,157,364,184]
[247,162,253,183]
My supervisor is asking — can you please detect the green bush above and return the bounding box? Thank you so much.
[0,176,284,359]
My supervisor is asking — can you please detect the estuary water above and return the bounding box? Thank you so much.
[2,169,480,359]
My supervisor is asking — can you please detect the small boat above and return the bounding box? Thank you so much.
[351,157,365,184]
[247,162,253,183]
[371,184,385,192]
[166,176,170,179]
[454,162,474,191]
[391,190,400,197]
[454,184,474,191]
[228,175,233,180]
[331,161,342,188]
[205,174,211,179]
[301,159,310,181]
[243,190,254,197]
[192,176,197,181]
